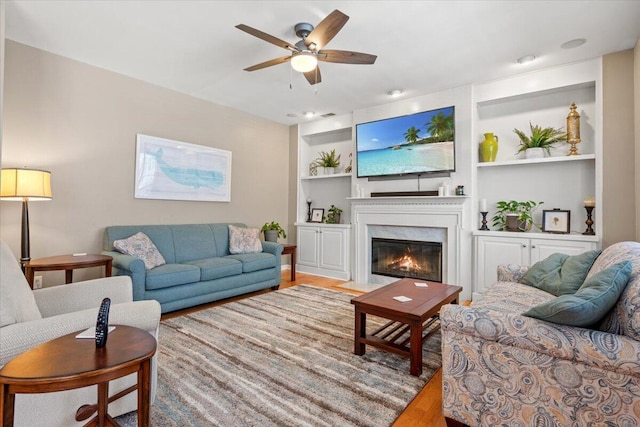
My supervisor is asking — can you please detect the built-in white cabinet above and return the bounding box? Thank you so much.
[296,114,353,280]
[473,232,598,298]
[295,223,350,280]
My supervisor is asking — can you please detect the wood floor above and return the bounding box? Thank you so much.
[162,270,447,427]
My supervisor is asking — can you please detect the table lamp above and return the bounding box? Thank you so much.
[1,168,52,270]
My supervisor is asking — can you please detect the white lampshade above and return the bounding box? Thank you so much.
[291,51,318,73]
[1,168,52,201]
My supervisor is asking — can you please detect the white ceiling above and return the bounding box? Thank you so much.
[5,1,640,126]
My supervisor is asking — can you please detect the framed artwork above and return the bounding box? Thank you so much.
[542,209,571,234]
[135,134,232,202]
[310,208,324,223]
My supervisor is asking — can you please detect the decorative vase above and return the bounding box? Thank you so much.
[264,230,278,242]
[525,147,545,159]
[480,133,498,162]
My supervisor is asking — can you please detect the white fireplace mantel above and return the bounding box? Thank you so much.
[350,196,468,285]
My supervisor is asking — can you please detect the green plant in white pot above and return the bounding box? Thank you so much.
[260,221,286,242]
[492,200,543,232]
[514,122,566,159]
[315,149,341,175]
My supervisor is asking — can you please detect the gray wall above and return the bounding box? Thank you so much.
[602,49,636,247]
[1,41,290,285]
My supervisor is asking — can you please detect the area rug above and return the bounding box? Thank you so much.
[117,285,441,426]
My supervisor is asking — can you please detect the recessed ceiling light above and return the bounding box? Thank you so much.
[303,111,315,118]
[286,113,298,118]
[387,89,403,97]
[517,55,536,65]
[561,38,586,49]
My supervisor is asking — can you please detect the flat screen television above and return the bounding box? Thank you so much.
[356,106,455,178]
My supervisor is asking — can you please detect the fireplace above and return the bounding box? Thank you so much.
[371,238,442,282]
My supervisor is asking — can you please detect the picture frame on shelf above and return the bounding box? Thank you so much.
[310,208,324,223]
[542,209,571,234]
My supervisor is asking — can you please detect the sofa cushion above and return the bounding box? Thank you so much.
[113,232,166,270]
[145,263,200,290]
[184,257,243,281]
[591,241,640,338]
[226,253,276,273]
[228,225,262,254]
[522,261,632,327]
[170,224,218,263]
[521,250,601,296]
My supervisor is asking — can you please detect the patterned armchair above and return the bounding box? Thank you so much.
[441,241,640,426]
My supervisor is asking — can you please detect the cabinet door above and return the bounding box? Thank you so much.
[476,236,529,295]
[320,228,347,271]
[530,239,597,264]
[297,227,320,267]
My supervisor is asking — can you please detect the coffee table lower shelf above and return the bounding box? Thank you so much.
[358,315,440,360]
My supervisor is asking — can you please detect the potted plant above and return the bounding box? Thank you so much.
[260,221,287,242]
[513,122,567,159]
[492,200,543,232]
[314,149,341,175]
[325,205,343,224]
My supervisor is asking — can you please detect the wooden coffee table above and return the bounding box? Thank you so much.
[351,278,462,376]
[0,325,156,427]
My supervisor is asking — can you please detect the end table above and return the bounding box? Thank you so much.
[25,254,113,289]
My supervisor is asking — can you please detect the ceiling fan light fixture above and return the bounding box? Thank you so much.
[291,51,318,73]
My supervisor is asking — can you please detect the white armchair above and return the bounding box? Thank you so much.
[0,241,161,427]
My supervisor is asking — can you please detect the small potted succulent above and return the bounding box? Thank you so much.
[492,200,543,232]
[260,221,287,242]
[514,122,567,159]
[314,149,341,175]
[325,205,343,224]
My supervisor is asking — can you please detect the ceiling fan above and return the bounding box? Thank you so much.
[236,9,377,85]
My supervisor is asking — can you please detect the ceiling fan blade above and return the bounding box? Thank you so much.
[236,24,297,51]
[244,56,291,71]
[303,66,322,85]
[318,49,377,64]
[304,10,349,51]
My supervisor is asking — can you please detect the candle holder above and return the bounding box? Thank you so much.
[583,206,595,235]
[480,212,490,231]
[306,200,312,222]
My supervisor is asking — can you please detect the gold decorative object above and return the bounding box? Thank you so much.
[566,102,581,156]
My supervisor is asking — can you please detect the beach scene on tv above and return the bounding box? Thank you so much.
[356,106,455,177]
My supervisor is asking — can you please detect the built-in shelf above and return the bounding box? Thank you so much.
[301,172,352,180]
[472,229,600,242]
[477,153,595,168]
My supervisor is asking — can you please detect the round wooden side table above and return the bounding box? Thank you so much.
[0,325,156,427]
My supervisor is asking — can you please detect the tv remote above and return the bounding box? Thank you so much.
[95,297,111,348]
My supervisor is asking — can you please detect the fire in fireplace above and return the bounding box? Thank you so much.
[371,238,442,282]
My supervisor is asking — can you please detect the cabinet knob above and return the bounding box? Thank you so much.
[522,244,527,248]
[532,245,536,248]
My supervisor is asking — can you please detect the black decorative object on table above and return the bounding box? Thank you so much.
[306,198,312,222]
[479,212,490,230]
[583,206,595,235]
[95,297,111,348]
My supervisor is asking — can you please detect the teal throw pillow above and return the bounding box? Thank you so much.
[522,261,633,327]
[521,250,602,296]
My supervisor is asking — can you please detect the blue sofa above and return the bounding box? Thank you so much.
[102,223,283,313]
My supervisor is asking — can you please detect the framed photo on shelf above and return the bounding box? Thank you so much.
[542,209,571,234]
[310,208,324,223]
